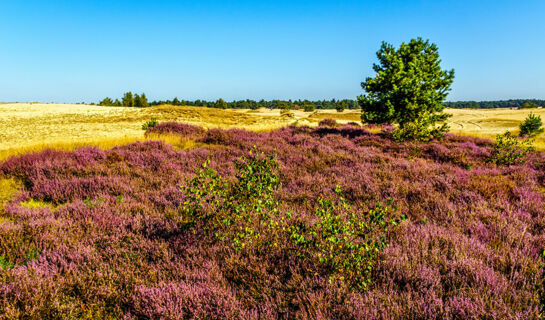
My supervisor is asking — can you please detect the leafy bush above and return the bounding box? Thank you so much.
[141,118,159,130]
[519,113,544,137]
[391,119,448,142]
[319,118,337,127]
[335,101,346,113]
[0,255,13,270]
[180,151,400,289]
[489,131,534,165]
[303,104,316,112]
[180,148,281,250]
[288,186,403,289]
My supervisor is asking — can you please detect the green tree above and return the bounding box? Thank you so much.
[134,94,142,108]
[359,38,455,141]
[303,104,316,112]
[99,97,113,106]
[336,101,347,113]
[216,98,228,109]
[172,97,180,106]
[114,99,122,106]
[122,92,134,107]
[140,93,149,108]
[519,113,544,137]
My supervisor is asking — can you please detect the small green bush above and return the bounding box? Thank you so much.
[179,151,403,290]
[391,119,448,142]
[489,131,534,166]
[303,104,316,112]
[142,118,159,130]
[0,255,14,270]
[519,113,544,137]
[180,148,280,250]
[288,186,404,289]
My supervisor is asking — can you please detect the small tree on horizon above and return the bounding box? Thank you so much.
[140,93,149,108]
[122,92,134,107]
[216,98,228,109]
[359,38,455,141]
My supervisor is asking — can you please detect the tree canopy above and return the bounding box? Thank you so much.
[359,38,454,140]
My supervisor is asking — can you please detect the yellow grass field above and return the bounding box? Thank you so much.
[1,103,544,161]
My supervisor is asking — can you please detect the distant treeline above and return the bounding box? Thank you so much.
[98,92,358,110]
[98,93,545,110]
[444,99,545,109]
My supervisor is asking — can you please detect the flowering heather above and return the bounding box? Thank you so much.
[144,121,206,138]
[1,123,544,319]
[318,118,337,127]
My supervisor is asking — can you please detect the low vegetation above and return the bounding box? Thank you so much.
[519,113,544,137]
[0,122,544,318]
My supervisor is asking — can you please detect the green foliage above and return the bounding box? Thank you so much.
[489,131,534,166]
[391,118,449,142]
[83,197,105,208]
[303,104,316,112]
[180,148,281,250]
[519,113,544,137]
[288,186,403,289]
[215,98,228,109]
[359,38,454,140]
[122,92,134,107]
[519,101,540,109]
[0,255,14,270]
[141,118,159,130]
[99,97,114,106]
[335,101,347,113]
[180,152,402,289]
[134,93,149,108]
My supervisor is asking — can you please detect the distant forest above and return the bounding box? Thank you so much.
[444,99,545,109]
[97,93,545,110]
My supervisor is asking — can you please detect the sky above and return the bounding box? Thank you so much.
[0,0,544,103]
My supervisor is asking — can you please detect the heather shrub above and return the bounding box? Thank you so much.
[319,118,337,127]
[539,249,545,318]
[145,121,205,138]
[1,123,544,318]
[519,113,544,137]
[489,131,534,165]
[141,117,158,130]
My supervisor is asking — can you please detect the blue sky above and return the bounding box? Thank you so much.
[0,0,544,103]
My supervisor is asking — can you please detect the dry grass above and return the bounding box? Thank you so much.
[2,103,545,161]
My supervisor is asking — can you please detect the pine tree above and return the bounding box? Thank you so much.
[359,38,454,140]
[122,92,134,107]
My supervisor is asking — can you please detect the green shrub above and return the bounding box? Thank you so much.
[519,113,544,137]
[303,104,316,112]
[179,151,403,290]
[391,119,448,142]
[489,131,534,166]
[0,255,14,270]
[180,148,280,250]
[288,186,404,289]
[141,118,159,130]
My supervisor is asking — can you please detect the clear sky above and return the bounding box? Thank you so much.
[0,0,544,103]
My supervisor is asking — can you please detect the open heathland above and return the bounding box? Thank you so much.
[3,103,545,161]
[0,122,544,318]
